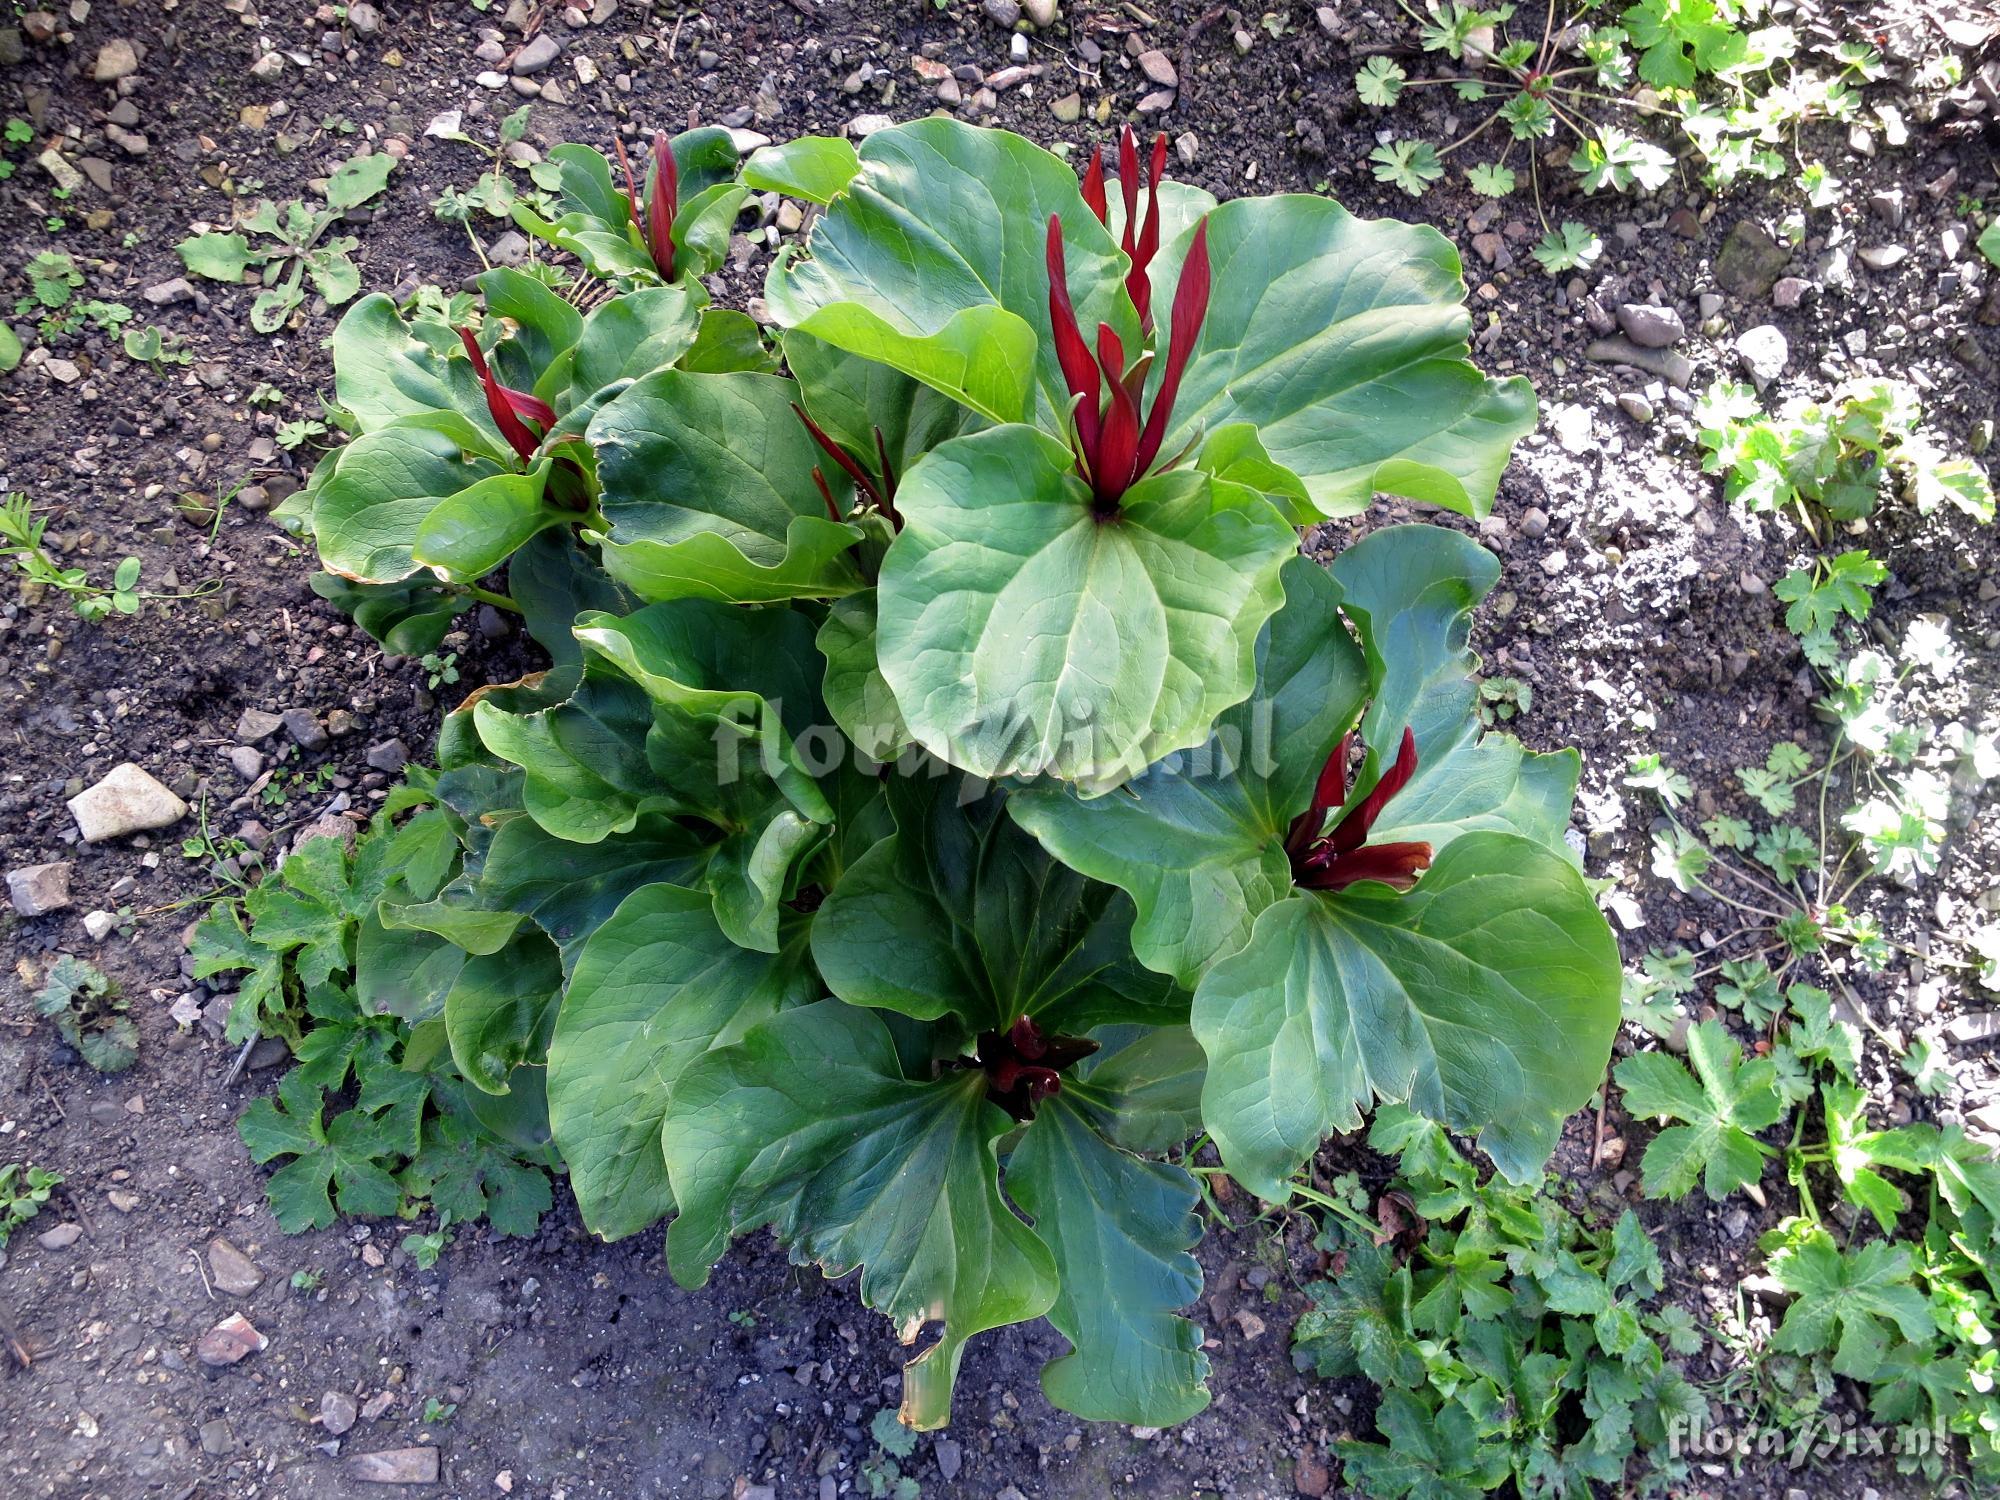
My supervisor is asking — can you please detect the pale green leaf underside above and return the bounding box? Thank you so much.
[877,424,1295,792]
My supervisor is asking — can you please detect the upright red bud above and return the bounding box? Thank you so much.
[457,326,553,465]
[646,131,678,281]
[1080,146,1108,225]
[1133,220,1210,476]
[1046,215,1102,457]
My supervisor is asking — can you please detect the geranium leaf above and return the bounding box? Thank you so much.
[548,884,814,1240]
[1192,832,1620,1197]
[1615,1020,1785,1200]
[589,369,867,603]
[1008,1095,1211,1426]
[765,117,1134,426]
[663,1000,1059,1430]
[1009,555,1365,986]
[877,423,1295,792]
[1144,196,1537,520]
[810,773,1181,1033]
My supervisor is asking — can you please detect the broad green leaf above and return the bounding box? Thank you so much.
[177,231,259,283]
[506,529,635,669]
[744,136,862,204]
[325,152,396,210]
[410,459,565,582]
[473,667,674,844]
[303,246,361,306]
[590,369,866,603]
[785,329,984,480]
[765,118,1135,425]
[1008,556,1365,985]
[0,324,20,374]
[1193,832,1620,1196]
[816,590,912,761]
[1068,1025,1206,1154]
[677,307,779,374]
[353,912,467,1025]
[1009,1095,1211,1425]
[569,284,701,395]
[309,571,467,654]
[1146,196,1537,519]
[330,294,493,439]
[476,810,708,966]
[877,424,1295,792]
[1614,1020,1786,1200]
[442,932,563,1094]
[478,267,584,390]
[811,773,1180,1033]
[1768,1228,1932,1379]
[663,1001,1059,1429]
[548,884,814,1240]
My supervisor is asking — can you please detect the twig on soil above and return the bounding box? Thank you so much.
[57,1182,94,1238]
[0,1314,32,1371]
[221,1035,258,1091]
[1121,1,1162,26]
[190,1248,216,1301]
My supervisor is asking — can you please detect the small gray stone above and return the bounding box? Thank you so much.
[1734,324,1789,392]
[1137,49,1177,87]
[1771,276,1810,309]
[82,910,118,942]
[1582,336,1694,390]
[1857,244,1907,270]
[1519,507,1550,539]
[67,764,188,843]
[348,1,382,34]
[1022,0,1057,24]
[512,33,560,74]
[8,861,73,916]
[487,229,529,266]
[326,709,360,739]
[347,1447,441,1484]
[1617,392,1654,424]
[91,38,140,81]
[37,1223,82,1250]
[281,708,329,751]
[199,1418,236,1457]
[235,707,284,742]
[849,114,894,138]
[227,746,265,781]
[1713,220,1791,298]
[1009,32,1029,62]
[142,277,195,306]
[322,1391,359,1436]
[935,1437,964,1480]
[365,739,409,774]
[981,0,1020,25]
[207,1236,264,1296]
[1614,302,1683,348]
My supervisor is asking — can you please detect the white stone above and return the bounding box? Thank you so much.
[66,764,188,843]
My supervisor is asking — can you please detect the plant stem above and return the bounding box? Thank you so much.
[459,584,521,614]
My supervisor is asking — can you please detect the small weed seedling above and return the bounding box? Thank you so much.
[1,493,217,622]
[0,1163,63,1248]
[32,955,139,1073]
[177,150,398,333]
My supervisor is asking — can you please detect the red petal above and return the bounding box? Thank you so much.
[1045,215,1101,456]
[1332,726,1421,853]
[1080,146,1108,224]
[1299,840,1434,893]
[610,135,641,229]
[459,326,542,463]
[647,132,678,281]
[1117,125,1140,261]
[1130,132,1169,328]
[1094,322,1139,502]
[1134,219,1210,476]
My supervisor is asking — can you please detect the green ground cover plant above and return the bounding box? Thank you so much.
[213,118,1621,1433]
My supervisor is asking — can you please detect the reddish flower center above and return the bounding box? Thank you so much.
[975,1016,1097,1121]
[457,326,556,465]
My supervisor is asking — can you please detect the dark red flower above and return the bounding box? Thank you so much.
[457,326,555,464]
[613,131,679,281]
[1045,214,1210,513]
[1286,727,1434,893]
[1079,127,1173,331]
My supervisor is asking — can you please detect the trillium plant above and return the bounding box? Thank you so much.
[258,119,1617,1432]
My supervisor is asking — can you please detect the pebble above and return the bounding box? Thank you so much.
[1733,324,1789,391]
[235,707,284,742]
[37,1223,83,1250]
[8,861,73,916]
[1137,49,1177,87]
[512,33,559,74]
[195,1313,267,1368]
[199,1418,235,1457]
[1857,244,1907,270]
[1048,92,1081,122]
[849,114,894,138]
[348,1447,441,1484]
[207,1236,264,1296]
[82,910,117,942]
[322,1391,359,1436]
[1617,392,1654,424]
[67,764,188,843]
[228,746,265,781]
[1010,32,1029,62]
[1771,276,1810,309]
[142,278,196,306]
[1582,336,1693,390]
[91,38,140,81]
[282,708,330,751]
[1712,220,1791,298]
[1519,507,1549,539]
[365,739,409,774]
[349,2,383,33]
[1614,302,1683,348]
[982,0,1020,24]
[935,1438,963,1481]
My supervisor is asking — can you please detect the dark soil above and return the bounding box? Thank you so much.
[1,1,1996,1497]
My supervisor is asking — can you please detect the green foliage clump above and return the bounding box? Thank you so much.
[1294,1107,1705,1496]
[0,1163,62,1248]
[34,954,138,1073]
